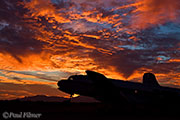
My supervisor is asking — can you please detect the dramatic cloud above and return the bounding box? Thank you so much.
[0,0,179,99]
[131,0,180,28]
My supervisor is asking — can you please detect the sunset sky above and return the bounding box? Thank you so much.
[0,0,180,100]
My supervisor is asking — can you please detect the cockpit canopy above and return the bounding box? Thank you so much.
[68,75,85,81]
[67,75,92,83]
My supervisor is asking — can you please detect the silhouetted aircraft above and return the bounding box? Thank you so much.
[57,70,180,105]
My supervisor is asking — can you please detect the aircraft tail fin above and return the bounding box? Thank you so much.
[143,73,160,87]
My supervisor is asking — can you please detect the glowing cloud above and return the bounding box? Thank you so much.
[0,0,180,99]
[131,0,180,29]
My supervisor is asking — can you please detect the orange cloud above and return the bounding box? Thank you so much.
[22,0,70,23]
[0,0,180,100]
[168,59,180,63]
[131,0,180,29]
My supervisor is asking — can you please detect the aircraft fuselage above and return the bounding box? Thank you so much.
[58,71,180,105]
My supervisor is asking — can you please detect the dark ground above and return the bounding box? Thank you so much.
[0,100,180,120]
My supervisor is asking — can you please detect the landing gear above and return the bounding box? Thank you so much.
[69,94,73,102]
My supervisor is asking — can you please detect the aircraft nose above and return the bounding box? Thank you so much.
[57,81,61,87]
[57,80,65,87]
[57,80,75,95]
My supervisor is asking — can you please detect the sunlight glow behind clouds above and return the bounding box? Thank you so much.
[0,0,179,99]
